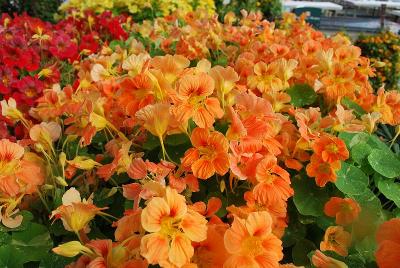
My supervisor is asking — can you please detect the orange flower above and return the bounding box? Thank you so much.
[193,223,230,268]
[223,211,283,268]
[136,103,171,159]
[320,226,351,256]
[150,55,190,84]
[51,187,107,234]
[182,128,229,179]
[313,135,349,163]
[172,73,223,129]
[306,154,341,187]
[312,250,348,268]
[0,139,44,197]
[140,187,207,267]
[253,154,293,206]
[324,197,361,225]
[375,218,400,268]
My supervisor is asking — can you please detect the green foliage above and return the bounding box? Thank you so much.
[287,84,318,107]
[0,0,62,22]
[215,0,282,21]
[355,31,400,91]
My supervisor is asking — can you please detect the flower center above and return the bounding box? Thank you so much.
[241,236,264,257]
[160,216,180,238]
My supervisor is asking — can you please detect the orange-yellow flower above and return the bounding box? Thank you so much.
[51,187,107,234]
[253,154,293,206]
[0,139,44,197]
[140,187,207,267]
[223,211,283,268]
[172,73,223,129]
[324,197,361,225]
[182,127,229,179]
[313,135,349,163]
[312,250,348,268]
[320,226,351,257]
[306,154,341,187]
[375,218,400,268]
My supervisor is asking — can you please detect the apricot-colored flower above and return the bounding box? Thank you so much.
[0,139,44,197]
[312,250,348,268]
[324,197,361,225]
[136,103,171,158]
[140,187,207,267]
[172,73,223,129]
[209,66,239,108]
[223,211,283,268]
[320,226,351,256]
[150,55,190,84]
[313,135,349,163]
[182,128,229,179]
[375,218,400,268]
[193,223,230,268]
[253,154,293,206]
[306,154,341,187]
[51,187,107,234]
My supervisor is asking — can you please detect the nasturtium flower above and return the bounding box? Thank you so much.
[172,73,223,129]
[182,127,229,180]
[312,250,348,268]
[51,187,107,234]
[140,187,207,267]
[223,211,283,268]
[324,197,361,225]
[0,139,44,197]
[320,226,351,257]
[306,154,341,187]
[313,135,349,163]
[375,218,400,268]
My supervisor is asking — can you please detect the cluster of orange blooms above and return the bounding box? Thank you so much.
[1,11,400,267]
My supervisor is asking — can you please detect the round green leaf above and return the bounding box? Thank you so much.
[293,177,329,217]
[11,223,53,263]
[351,143,372,165]
[336,162,369,195]
[376,176,400,207]
[292,239,316,266]
[287,84,317,107]
[368,149,400,178]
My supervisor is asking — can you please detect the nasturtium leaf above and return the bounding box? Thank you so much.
[336,162,369,195]
[376,175,400,207]
[165,134,190,146]
[10,223,53,263]
[293,177,329,217]
[351,143,372,165]
[39,253,71,268]
[0,233,10,247]
[282,220,307,247]
[109,40,125,50]
[292,239,316,266]
[143,134,160,151]
[368,149,400,178]
[0,245,24,268]
[287,84,317,107]
[341,97,366,116]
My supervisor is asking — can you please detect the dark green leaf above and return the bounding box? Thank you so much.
[10,223,53,263]
[165,134,190,146]
[341,97,366,116]
[293,176,329,217]
[292,239,316,266]
[287,84,317,107]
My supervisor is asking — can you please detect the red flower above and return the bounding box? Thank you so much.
[49,32,78,61]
